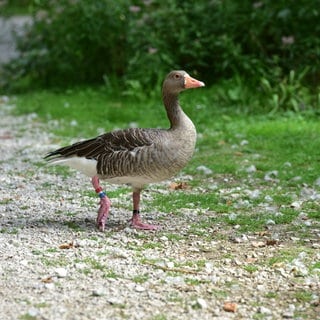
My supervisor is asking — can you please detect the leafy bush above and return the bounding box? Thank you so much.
[259,69,314,113]
[3,0,129,87]
[1,0,32,15]
[2,0,320,96]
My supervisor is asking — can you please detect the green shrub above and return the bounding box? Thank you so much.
[3,0,129,87]
[1,0,32,15]
[2,0,320,95]
[259,68,314,113]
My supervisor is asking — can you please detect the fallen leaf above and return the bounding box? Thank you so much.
[255,231,270,237]
[41,276,53,283]
[169,182,190,190]
[59,242,74,249]
[266,239,278,246]
[223,302,237,313]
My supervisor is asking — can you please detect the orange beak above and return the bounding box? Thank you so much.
[184,74,205,89]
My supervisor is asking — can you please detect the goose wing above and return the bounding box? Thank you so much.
[45,128,163,177]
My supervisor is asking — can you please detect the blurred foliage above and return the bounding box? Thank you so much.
[1,0,320,111]
[2,0,128,86]
[0,0,32,15]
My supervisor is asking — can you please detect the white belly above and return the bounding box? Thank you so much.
[49,156,164,188]
[49,157,98,177]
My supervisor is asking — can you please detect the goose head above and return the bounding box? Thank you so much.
[162,70,205,95]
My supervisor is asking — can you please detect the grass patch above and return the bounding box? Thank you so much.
[63,221,84,232]
[294,290,314,303]
[150,315,168,320]
[19,315,37,320]
[104,269,119,279]
[312,261,320,269]
[83,258,105,271]
[0,228,19,235]
[141,242,163,250]
[132,274,149,284]
[149,191,221,213]
[264,292,279,299]
[243,264,259,273]
[0,198,14,205]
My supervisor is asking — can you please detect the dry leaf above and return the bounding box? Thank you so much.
[255,231,270,237]
[41,276,53,283]
[223,302,237,313]
[266,239,278,246]
[169,182,190,190]
[59,242,74,249]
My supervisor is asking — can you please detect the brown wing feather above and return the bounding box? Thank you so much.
[45,128,158,160]
[45,128,164,177]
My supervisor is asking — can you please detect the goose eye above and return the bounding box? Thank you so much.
[174,73,180,79]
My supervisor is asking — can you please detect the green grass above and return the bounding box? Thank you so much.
[11,85,320,234]
[132,274,149,284]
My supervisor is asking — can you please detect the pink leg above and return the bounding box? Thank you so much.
[130,189,159,230]
[91,176,111,232]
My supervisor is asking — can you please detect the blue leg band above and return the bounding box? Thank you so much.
[98,191,106,199]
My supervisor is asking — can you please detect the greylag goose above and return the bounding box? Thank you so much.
[45,70,205,231]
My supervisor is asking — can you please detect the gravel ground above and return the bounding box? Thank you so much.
[0,97,320,320]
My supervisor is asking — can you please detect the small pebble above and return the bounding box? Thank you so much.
[246,165,257,173]
[44,283,55,290]
[55,267,68,278]
[228,213,237,221]
[196,298,207,309]
[92,289,107,297]
[312,243,320,249]
[27,308,39,317]
[165,276,185,285]
[196,165,213,175]
[135,285,146,293]
[240,139,249,146]
[266,219,276,225]
[107,297,123,305]
[264,170,278,181]
[315,177,320,186]
[258,306,272,315]
[264,195,274,202]
[282,304,295,318]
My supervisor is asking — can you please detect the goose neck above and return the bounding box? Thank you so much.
[162,91,184,129]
